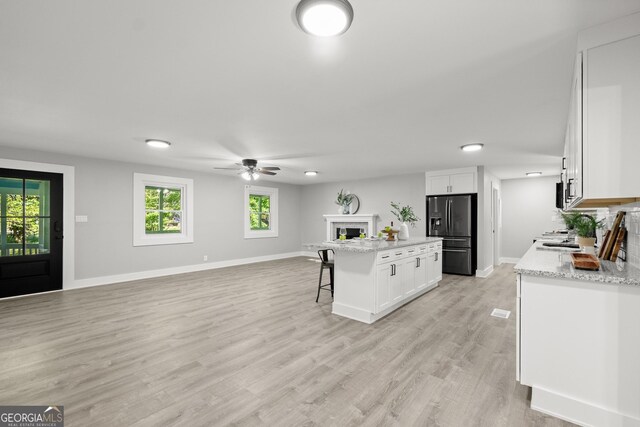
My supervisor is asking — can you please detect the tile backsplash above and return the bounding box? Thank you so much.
[608,202,640,268]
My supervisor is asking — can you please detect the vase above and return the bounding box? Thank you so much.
[577,236,596,249]
[341,203,350,215]
[398,222,409,240]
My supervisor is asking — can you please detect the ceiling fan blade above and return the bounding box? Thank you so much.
[259,166,280,171]
[258,170,277,176]
[213,167,242,170]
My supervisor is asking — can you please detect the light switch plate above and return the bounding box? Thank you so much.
[75,215,88,223]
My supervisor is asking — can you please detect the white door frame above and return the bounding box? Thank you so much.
[0,158,75,289]
[492,186,500,266]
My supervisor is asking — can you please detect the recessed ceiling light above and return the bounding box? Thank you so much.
[526,172,542,177]
[296,0,354,37]
[304,171,318,176]
[460,143,484,152]
[145,139,171,149]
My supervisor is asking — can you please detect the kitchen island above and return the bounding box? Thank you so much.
[305,237,443,324]
[515,242,640,426]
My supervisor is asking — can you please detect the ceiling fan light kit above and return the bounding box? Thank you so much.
[304,171,318,176]
[241,171,259,181]
[296,0,354,37]
[214,158,280,181]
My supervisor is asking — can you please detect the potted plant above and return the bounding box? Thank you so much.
[559,210,583,230]
[573,214,605,249]
[390,202,420,240]
[335,189,354,214]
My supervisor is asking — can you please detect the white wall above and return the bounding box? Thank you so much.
[0,146,302,284]
[501,175,561,260]
[300,173,426,244]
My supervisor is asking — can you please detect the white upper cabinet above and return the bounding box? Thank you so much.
[566,12,640,208]
[426,167,477,195]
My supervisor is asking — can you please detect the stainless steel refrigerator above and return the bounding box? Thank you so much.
[426,194,477,275]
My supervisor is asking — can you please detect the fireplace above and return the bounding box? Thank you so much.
[323,214,378,241]
[336,227,363,240]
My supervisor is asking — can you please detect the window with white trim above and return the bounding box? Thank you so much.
[244,185,278,239]
[133,173,194,246]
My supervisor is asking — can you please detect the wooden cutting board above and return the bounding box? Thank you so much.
[602,211,626,259]
[610,228,626,262]
[571,253,601,270]
[598,229,611,258]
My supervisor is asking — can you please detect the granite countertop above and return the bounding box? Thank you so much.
[514,242,640,286]
[304,237,442,253]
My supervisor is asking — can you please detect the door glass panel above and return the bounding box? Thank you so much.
[5,217,24,256]
[26,180,50,217]
[1,177,51,257]
[25,217,50,255]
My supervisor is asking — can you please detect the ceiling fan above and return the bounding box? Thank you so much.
[213,159,280,181]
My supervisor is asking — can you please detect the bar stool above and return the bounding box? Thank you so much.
[316,249,335,303]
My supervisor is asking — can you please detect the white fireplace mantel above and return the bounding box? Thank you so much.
[323,214,378,241]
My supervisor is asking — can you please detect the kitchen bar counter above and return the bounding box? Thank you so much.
[304,237,442,253]
[304,238,443,324]
[514,241,640,286]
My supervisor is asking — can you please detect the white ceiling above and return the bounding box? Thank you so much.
[1,0,639,184]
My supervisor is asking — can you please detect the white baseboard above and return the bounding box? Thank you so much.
[500,257,520,264]
[300,250,319,258]
[531,386,640,427]
[67,251,308,290]
[476,265,494,278]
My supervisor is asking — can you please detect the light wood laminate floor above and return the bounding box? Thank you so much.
[0,258,574,426]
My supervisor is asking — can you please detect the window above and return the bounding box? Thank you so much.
[133,173,193,246]
[144,186,182,234]
[249,194,270,230]
[244,185,278,238]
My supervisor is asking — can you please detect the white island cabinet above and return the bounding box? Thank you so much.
[515,243,640,426]
[306,238,442,324]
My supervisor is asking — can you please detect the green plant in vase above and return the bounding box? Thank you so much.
[573,214,605,249]
[390,202,420,240]
[335,189,354,214]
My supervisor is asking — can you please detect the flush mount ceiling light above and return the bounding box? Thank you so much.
[526,172,543,177]
[145,139,171,149]
[296,0,354,37]
[304,171,318,176]
[460,143,484,152]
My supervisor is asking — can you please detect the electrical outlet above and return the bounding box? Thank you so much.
[203,255,208,262]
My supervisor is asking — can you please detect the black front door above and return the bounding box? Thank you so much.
[0,168,63,298]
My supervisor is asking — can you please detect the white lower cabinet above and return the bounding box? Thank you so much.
[517,273,640,426]
[415,252,428,291]
[402,248,418,297]
[427,242,442,287]
[332,240,443,324]
[374,242,442,314]
[389,261,404,305]
[375,262,392,313]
